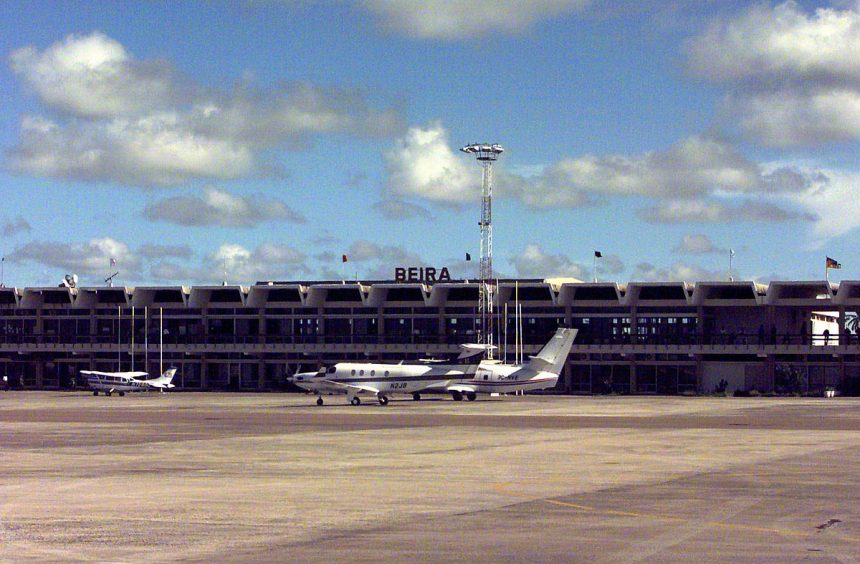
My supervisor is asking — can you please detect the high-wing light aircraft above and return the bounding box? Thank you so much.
[82,368,177,396]
[288,328,576,406]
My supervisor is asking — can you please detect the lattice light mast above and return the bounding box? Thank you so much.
[460,143,504,359]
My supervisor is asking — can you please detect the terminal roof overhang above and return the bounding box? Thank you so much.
[5,279,860,308]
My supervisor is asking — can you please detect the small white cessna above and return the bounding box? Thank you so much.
[81,368,177,396]
[289,327,576,406]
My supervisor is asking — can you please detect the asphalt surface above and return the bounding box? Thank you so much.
[1,392,858,562]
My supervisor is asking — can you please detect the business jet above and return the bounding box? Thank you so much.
[289,327,576,406]
[82,368,177,396]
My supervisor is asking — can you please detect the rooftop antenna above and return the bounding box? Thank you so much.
[107,258,118,287]
[461,142,504,360]
[729,248,735,282]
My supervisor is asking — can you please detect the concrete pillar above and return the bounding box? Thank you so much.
[35,361,44,389]
[200,356,208,390]
[629,306,638,346]
[629,361,637,394]
[257,359,266,390]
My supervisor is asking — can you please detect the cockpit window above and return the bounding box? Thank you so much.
[327,366,336,374]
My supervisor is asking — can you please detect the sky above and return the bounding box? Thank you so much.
[2,0,860,287]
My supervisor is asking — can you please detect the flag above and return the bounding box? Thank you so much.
[594,251,602,258]
[342,254,348,263]
[465,253,471,261]
[110,258,117,267]
[826,257,842,269]
[730,248,735,257]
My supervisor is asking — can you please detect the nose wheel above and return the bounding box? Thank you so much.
[316,397,323,406]
[351,396,361,406]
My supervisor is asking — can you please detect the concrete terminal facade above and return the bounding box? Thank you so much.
[1,279,860,395]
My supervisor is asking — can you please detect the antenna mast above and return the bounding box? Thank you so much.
[460,143,504,359]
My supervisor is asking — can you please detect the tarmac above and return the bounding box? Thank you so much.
[1,392,859,562]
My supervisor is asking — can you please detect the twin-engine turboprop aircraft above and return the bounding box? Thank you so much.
[81,368,177,396]
[288,328,576,406]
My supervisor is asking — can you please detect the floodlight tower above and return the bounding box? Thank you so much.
[460,143,504,359]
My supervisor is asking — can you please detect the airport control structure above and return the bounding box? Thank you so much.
[1,278,860,396]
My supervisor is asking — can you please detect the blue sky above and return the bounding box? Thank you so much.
[2,0,860,287]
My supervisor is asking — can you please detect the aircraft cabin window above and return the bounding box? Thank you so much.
[359,370,364,376]
[351,369,356,375]
[371,370,375,376]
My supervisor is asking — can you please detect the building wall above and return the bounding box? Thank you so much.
[2,280,860,394]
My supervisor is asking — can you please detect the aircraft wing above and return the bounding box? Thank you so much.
[322,380,380,394]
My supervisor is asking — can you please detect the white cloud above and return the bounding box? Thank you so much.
[10,31,180,118]
[687,2,860,146]
[673,234,726,255]
[345,240,421,264]
[362,0,591,39]
[543,136,805,200]
[8,237,140,280]
[639,199,815,224]
[789,168,860,245]
[510,244,587,280]
[144,187,306,227]
[631,261,726,282]
[8,114,256,186]
[138,244,192,260]
[372,199,433,220]
[7,32,401,186]
[383,122,474,203]
[387,124,811,210]
[2,216,31,237]
[208,243,309,283]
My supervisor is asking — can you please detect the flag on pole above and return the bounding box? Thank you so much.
[465,253,471,261]
[594,251,602,258]
[110,258,117,267]
[342,254,348,263]
[826,257,842,269]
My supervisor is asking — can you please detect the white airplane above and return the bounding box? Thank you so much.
[288,328,576,406]
[82,368,177,396]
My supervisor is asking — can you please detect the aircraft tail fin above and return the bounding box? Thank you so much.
[161,368,177,385]
[525,328,577,375]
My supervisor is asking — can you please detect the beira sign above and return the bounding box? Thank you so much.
[394,267,451,283]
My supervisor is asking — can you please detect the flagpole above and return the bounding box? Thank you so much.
[593,254,597,283]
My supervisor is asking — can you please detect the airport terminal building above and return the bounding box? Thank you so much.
[1,279,859,395]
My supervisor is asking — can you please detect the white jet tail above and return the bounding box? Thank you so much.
[525,328,578,375]
[144,368,177,388]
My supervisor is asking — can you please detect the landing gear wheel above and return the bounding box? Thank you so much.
[351,396,361,406]
[412,393,421,401]
[118,392,125,397]
[105,391,112,397]
[466,392,477,401]
[378,395,389,406]
[452,391,463,401]
[316,397,323,406]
